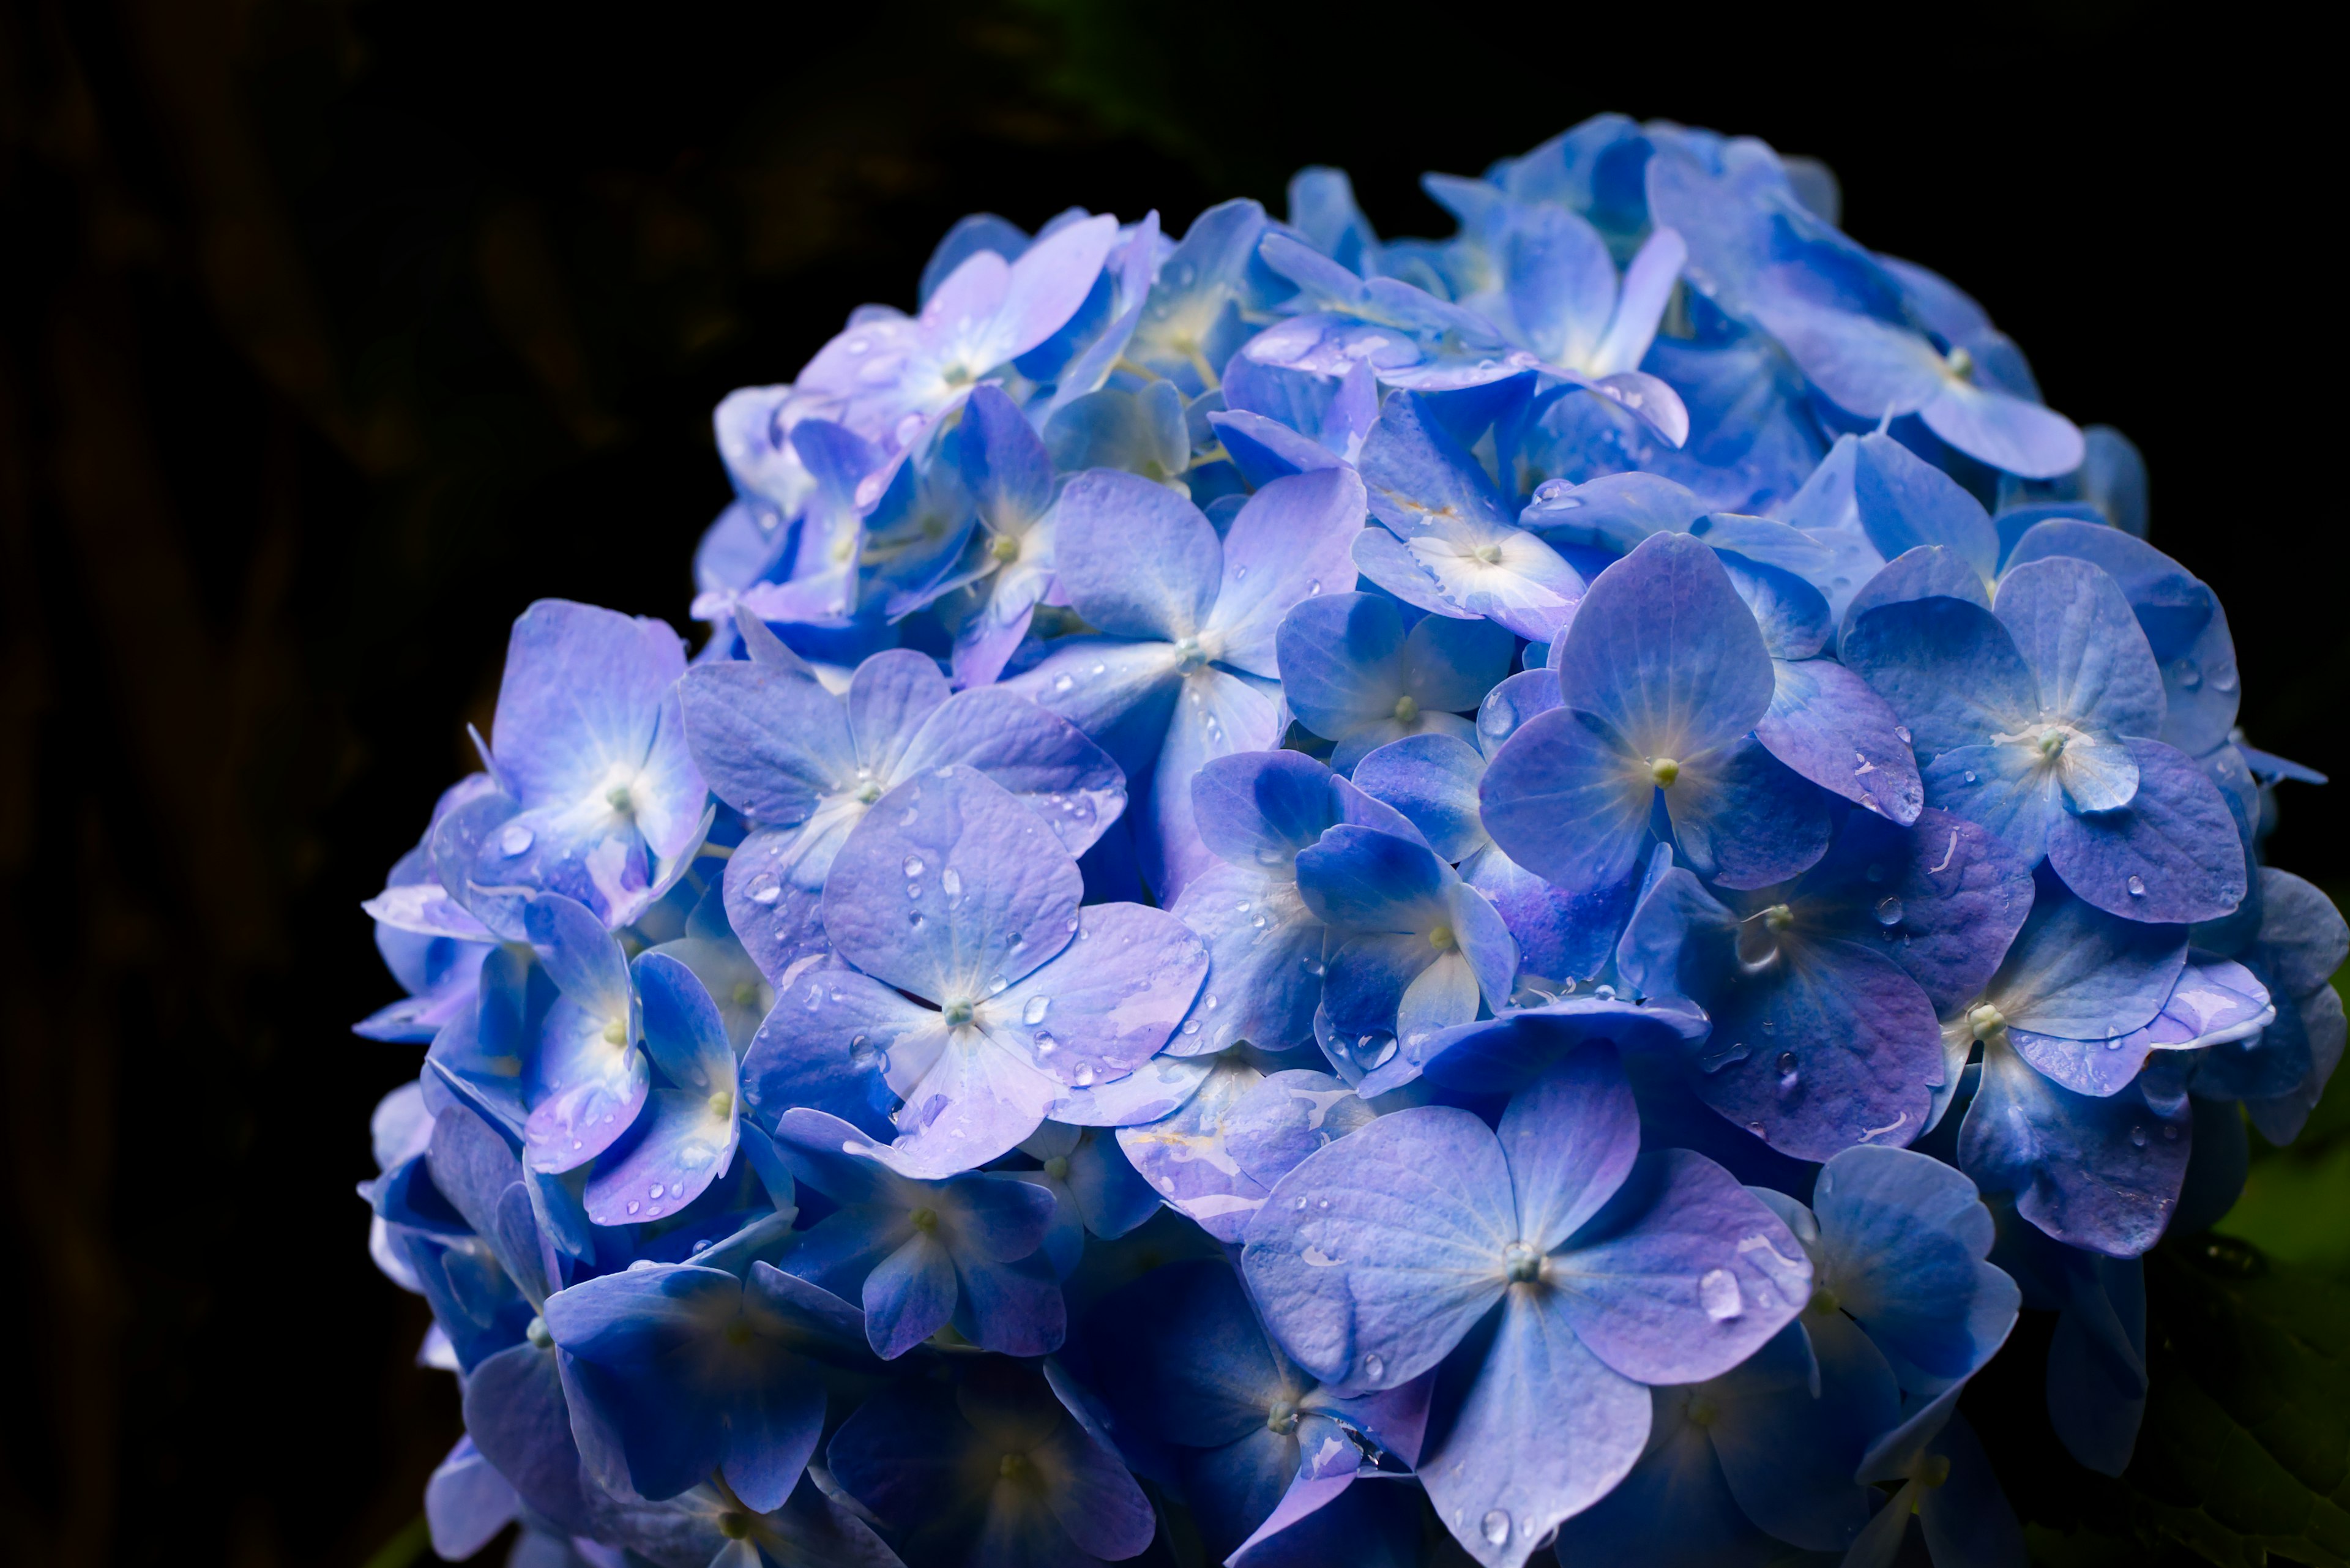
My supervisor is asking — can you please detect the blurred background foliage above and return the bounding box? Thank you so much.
[0,1,2336,1565]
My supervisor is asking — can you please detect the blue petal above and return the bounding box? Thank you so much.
[1810,1145,2020,1392]
[1664,734,1833,889]
[2045,737,2248,924]
[1553,530,1775,759]
[819,767,1082,1002]
[1203,467,1367,678]
[1991,555,2165,738]
[1351,733,1489,861]
[1959,1041,2193,1255]
[1498,1044,1641,1251]
[1166,865,1324,1056]
[1841,594,2037,762]
[1850,431,1997,581]
[1051,469,1223,641]
[1479,707,1655,897]
[2007,518,2239,756]
[459,1344,591,1533]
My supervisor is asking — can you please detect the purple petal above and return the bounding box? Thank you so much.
[1499,1045,1641,1251]
[984,900,1207,1085]
[1204,466,1367,677]
[1758,657,1925,824]
[1117,1056,1272,1242]
[1417,1293,1651,1568]
[1479,707,1655,897]
[896,685,1127,860]
[1242,1105,1514,1391]
[1554,1148,1812,1384]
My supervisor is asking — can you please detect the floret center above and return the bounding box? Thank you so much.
[1762,903,1796,933]
[1968,1002,2007,1042]
[602,1018,628,1046]
[989,533,1021,563]
[942,998,975,1026]
[1042,1155,1070,1181]
[525,1315,553,1350]
[717,1511,753,1539]
[707,1090,734,1120]
[1392,694,1420,724]
[1502,1240,1544,1283]
[856,779,884,804]
[1649,756,1680,788]
[1474,543,1505,565]
[999,1451,1032,1480]
[909,1206,939,1233]
[1171,636,1209,671]
[1428,924,1457,952]
[1266,1399,1300,1435]
[1942,346,1974,380]
[606,783,635,815]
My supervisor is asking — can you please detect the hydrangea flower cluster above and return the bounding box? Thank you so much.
[357,114,2344,1568]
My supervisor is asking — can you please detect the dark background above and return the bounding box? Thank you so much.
[0,3,2329,1564]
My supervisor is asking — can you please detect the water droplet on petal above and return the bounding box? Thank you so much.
[1053,673,1074,693]
[1963,771,1979,785]
[942,868,962,897]
[903,856,925,877]
[2129,1125,2149,1148]
[1181,1018,1201,1035]
[747,875,781,905]
[499,824,534,857]
[1363,1353,1384,1380]
[1698,1040,1749,1073]
[1072,1064,1095,1086]
[1023,995,1050,1025]
[1874,895,1904,927]
[1594,984,1616,1001]
[908,912,926,928]
[2127,875,2147,897]
[1893,725,1912,744]
[1699,1268,1743,1321]
[1482,1511,1512,1547]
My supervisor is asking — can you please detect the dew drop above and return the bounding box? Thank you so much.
[2129,1125,2149,1148]
[2162,1122,2180,1141]
[1363,1353,1384,1380]
[1874,895,1904,927]
[1482,1510,1512,1547]
[1594,984,1616,1001]
[1893,725,1912,744]
[903,856,925,877]
[1072,1064,1095,1086]
[1699,1268,1744,1321]
[1053,673,1075,693]
[908,912,927,928]
[1697,1040,1749,1073]
[1962,770,1979,785]
[747,875,781,906]
[1865,862,1887,883]
[499,824,535,857]
[2127,875,2147,897]
[2173,658,2202,690]
[2211,665,2238,693]
[1023,995,1051,1025]
[1181,1018,1201,1035]
[942,868,963,897]
[1356,1033,1398,1069]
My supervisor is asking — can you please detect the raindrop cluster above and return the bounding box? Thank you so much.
[356,116,2342,1568]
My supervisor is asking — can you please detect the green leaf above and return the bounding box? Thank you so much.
[2039,1240,2350,1567]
